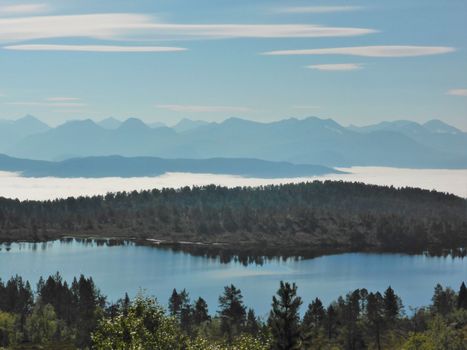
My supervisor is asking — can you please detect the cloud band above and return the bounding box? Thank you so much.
[4,44,187,52]
[263,46,455,57]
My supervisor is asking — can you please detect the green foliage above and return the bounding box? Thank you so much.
[1,273,467,350]
[403,316,467,350]
[0,311,18,348]
[431,284,457,316]
[25,303,58,345]
[187,334,271,350]
[92,294,187,349]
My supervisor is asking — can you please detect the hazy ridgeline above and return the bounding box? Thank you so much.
[1,116,467,169]
[0,273,466,349]
[0,181,465,256]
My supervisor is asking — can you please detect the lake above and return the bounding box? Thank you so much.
[1,240,465,317]
[0,167,466,200]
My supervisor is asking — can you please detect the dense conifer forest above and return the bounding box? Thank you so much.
[0,273,466,349]
[0,181,466,257]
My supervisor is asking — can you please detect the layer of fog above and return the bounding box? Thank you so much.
[1,167,466,201]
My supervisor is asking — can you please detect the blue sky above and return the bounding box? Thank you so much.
[0,0,466,129]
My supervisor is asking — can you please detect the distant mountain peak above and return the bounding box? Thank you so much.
[148,121,166,129]
[223,116,250,123]
[117,118,152,133]
[423,119,461,134]
[17,114,39,122]
[173,118,209,133]
[57,119,101,131]
[98,117,122,130]
[122,117,143,124]
[349,119,426,134]
[13,115,50,133]
[15,114,48,125]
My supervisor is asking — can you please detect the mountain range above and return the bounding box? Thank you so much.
[0,115,466,168]
[0,154,338,178]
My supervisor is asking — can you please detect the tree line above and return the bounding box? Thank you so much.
[0,273,466,349]
[0,181,466,257]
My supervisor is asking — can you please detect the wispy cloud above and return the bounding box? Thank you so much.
[277,6,363,14]
[306,63,362,71]
[5,44,188,52]
[46,97,81,102]
[6,102,86,107]
[51,109,85,114]
[6,97,86,108]
[0,14,376,44]
[446,89,467,97]
[156,104,252,113]
[292,105,320,109]
[263,46,455,57]
[0,3,49,15]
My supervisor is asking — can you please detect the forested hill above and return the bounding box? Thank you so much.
[0,181,466,256]
[0,153,338,178]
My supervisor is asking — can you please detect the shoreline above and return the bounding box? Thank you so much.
[1,235,465,262]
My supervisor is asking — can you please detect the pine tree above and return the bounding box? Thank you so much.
[432,284,456,316]
[457,282,467,309]
[367,292,384,350]
[269,281,302,350]
[179,290,192,334]
[325,305,337,339]
[383,286,401,322]
[72,275,104,349]
[303,298,325,329]
[218,284,246,341]
[245,308,260,336]
[168,289,182,318]
[342,289,364,350]
[193,297,210,325]
[123,292,130,316]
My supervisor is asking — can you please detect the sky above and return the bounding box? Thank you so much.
[0,0,466,129]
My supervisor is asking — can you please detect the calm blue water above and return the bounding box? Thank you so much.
[1,240,466,317]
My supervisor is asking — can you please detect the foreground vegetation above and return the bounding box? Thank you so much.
[0,182,466,257]
[0,273,466,349]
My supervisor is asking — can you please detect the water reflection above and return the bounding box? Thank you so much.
[1,238,466,265]
[1,239,466,316]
